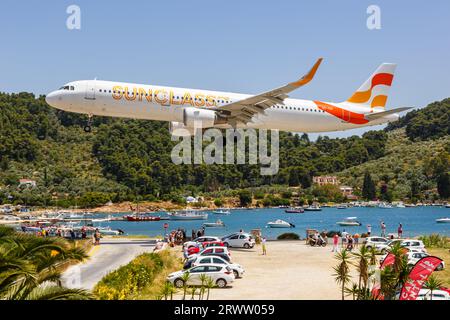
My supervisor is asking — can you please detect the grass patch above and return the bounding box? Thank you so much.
[93,249,182,300]
[427,248,450,288]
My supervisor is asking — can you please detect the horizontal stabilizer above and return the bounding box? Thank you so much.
[364,107,412,121]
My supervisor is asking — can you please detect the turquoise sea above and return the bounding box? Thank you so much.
[91,206,450,240]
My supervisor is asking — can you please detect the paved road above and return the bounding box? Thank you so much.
[62,238,156,290]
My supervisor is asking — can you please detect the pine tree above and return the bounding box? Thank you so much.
[362,171,376,200]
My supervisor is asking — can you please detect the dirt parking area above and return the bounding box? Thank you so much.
[206,240,351,300]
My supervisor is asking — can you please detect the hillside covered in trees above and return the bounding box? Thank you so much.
[0,92,448,207]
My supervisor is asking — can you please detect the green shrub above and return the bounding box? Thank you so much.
[277,233,300,240]
[214,198,223,207]
[418,234,449,248]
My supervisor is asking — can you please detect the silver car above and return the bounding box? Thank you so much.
[191,255,245,278]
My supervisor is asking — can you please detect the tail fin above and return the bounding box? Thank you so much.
[346,63,396,109]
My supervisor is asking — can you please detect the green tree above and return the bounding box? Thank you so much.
[238,190,252,207]
[362,171,376,200]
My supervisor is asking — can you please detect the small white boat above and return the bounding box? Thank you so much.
[336,204,348,209]
[337,217,362,226]
[304,205,322,211]
[436,218,450,223]
[203,219,225,227]
[396,203,406,208]
[378,203,393,209]
[267,219,295,228]
[212,209,231,215]
[168,210,208,220]
[96,227,123,235]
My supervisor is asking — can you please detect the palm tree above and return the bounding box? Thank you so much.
[423,275,444,300]
[0,226,91,300]
[160,282,175,300]
[190,286,197,300]
[332,249,352,300]
[344,283,359,300]
[205,277,215,300]
[180,272,190,300]
[352,245,372,297]
[199,274,208,300]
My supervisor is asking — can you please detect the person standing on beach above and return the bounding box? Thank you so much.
[397,223,403,238]
[262,237,267,255]
[341,230,348,248]
[380,221,386,237]
[367,224,372,236]
[354,234,360,248]
[332,234,339,252]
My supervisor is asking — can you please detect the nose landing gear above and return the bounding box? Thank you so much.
[84,114,93,133]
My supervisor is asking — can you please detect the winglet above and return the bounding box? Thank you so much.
[290,58,323,88]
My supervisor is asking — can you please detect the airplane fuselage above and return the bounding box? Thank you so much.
[46,79,397,133]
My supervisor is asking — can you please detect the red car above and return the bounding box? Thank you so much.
[201,241,225,248]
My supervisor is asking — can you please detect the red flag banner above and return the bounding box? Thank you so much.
[371,253,397,299]
[399,256,443,300]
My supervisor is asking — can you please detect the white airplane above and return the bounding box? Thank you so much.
[45,58,410,135]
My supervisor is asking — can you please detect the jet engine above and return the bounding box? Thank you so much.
[169,121,196,137]
[182,107,216,128]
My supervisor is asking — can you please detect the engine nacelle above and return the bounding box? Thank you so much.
[183,107,216,128]
[169,121,196,137]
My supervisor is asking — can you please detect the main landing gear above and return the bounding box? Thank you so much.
[84,114,93,133]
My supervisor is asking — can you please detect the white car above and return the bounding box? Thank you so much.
[363,236,389,250]
[167,264,235,288]
[183,236,221,249]
[396,289,450,300]
[221,233,255,249]
[406,252,445,270]
[376,239,426,254]
[191,255,245,278]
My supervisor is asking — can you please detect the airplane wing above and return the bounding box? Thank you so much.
[364,107,412,121]
[210,58,323,126]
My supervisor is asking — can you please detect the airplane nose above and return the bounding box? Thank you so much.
[45,91,60,107]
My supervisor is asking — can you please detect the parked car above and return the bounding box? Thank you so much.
[363,236,389,250]
[188,246,232,262]
[190,255,245,278]
[375,239,426,254]
[221,233,255,249]
[395,289,450,300]
[183,236,222,249]
[167,264,235,288]
[406,252,445,270]
[186,241,225,255]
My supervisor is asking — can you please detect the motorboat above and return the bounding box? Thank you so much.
[285,207,304,213]
[396,203,406,208]
[96,226,124,235]
[203,219,225,227]
[304,205,322,211]
[337,217,362,226]
[167,210,208,220]
[212,209,231,215]
[267,219,295,228]
[436,218,450,223]
[336,204,348,209]
[378,203,394,209]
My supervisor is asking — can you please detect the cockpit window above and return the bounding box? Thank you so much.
[59,85,74,91]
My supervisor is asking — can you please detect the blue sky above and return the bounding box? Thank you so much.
[1,0,449,138]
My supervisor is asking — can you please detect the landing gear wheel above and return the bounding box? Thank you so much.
[84,114,93,133]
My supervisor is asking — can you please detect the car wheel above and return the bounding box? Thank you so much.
[381,249,387,254]
[233,270,239,278]
[174,278,185,288]
[243,243,250,249]
[224,242,230,247]
[437,263,444,271]
[216,278,227,288]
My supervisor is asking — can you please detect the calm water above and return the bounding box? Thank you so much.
[91,206,450,240]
